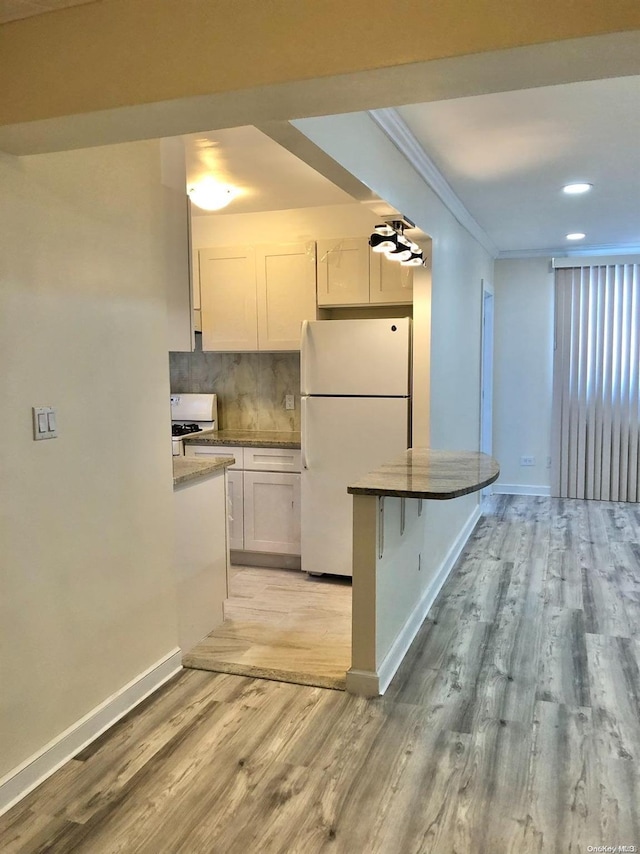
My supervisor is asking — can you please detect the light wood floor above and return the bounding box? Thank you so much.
[3,495,640,853]
[183,565,352,689]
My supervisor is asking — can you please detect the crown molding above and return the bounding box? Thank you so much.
[368,107,499,258]
[497,243,640,260]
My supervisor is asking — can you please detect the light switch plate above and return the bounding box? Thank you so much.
[285,395,295,410]
[33,406,58,440]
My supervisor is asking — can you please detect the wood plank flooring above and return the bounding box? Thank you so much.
[183,565,352,690]
[2,495,640,853]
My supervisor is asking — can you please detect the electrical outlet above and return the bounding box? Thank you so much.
[520,455,535,466]
[285,394,295,411]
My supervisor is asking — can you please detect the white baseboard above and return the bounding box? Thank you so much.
[230,550,301,571]
[347,504,482,697]
[0,648,182,817]
[492,483,551,496]
[345,668,380,697]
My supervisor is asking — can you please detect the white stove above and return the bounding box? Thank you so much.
[170,393,218,455]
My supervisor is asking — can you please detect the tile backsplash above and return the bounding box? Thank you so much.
[169,341,300,431]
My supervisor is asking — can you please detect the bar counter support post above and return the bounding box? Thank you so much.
[346,494,379,696]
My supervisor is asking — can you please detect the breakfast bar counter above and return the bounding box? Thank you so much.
[348,448,500,500]
[346,447,500,698]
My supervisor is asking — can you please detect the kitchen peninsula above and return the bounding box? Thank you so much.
[173,454,235,486]
[173,454,235,656]
[346,448,500,696]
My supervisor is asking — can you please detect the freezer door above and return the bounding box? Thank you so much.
[301,395,410,577]
[301,317,411,397]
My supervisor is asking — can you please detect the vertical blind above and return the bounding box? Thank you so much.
[552,263,640,501]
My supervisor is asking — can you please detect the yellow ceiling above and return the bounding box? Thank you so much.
[0,0,94,25]
[2,0,640,128]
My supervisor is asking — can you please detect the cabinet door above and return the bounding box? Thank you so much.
[369,251,413,304]
[199,246,258,351]
[316,237,370,306]
[226,469,244,551]
[256,242,317,350]
[243,472,300,554]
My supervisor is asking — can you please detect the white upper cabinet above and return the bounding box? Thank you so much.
[317,236,413,307]
[256,242,317,350]
[370,251,414,304]
[199,241,316,352]
[316,237,370,306]
[200,246,258,351]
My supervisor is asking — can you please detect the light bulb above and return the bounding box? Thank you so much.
[401,252,424,266]
[370,232,397,253]
[386,247,412,262]
[563,183,592,195]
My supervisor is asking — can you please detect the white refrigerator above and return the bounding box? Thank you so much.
[300,317,412,577]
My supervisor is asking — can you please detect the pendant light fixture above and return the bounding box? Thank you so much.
[369,223,398,253]
[385,233,413,262]
[368,217,425,266]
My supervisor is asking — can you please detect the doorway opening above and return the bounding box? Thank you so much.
[480,280,494,495]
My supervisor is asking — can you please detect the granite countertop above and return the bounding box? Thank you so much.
[173,455,235,487]
[183,429,301,449]
[347,448,500,500]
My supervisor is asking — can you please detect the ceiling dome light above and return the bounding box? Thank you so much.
[188,179,237,211]
[563,183,593,195]
[566,232,586,240]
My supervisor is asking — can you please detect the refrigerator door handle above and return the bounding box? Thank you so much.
[301,396,309,470]
[300,319,309,395]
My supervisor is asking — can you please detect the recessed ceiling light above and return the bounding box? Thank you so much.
[563,183,593,195]
[566,232,586,241]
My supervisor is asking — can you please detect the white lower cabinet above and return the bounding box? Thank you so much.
[226,469,244,551]
[185,444,301,556]
[244,471,301,554]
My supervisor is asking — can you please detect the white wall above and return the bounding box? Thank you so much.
[0,141,179,782]
[293,112,494,633]
[493,257,555,493]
